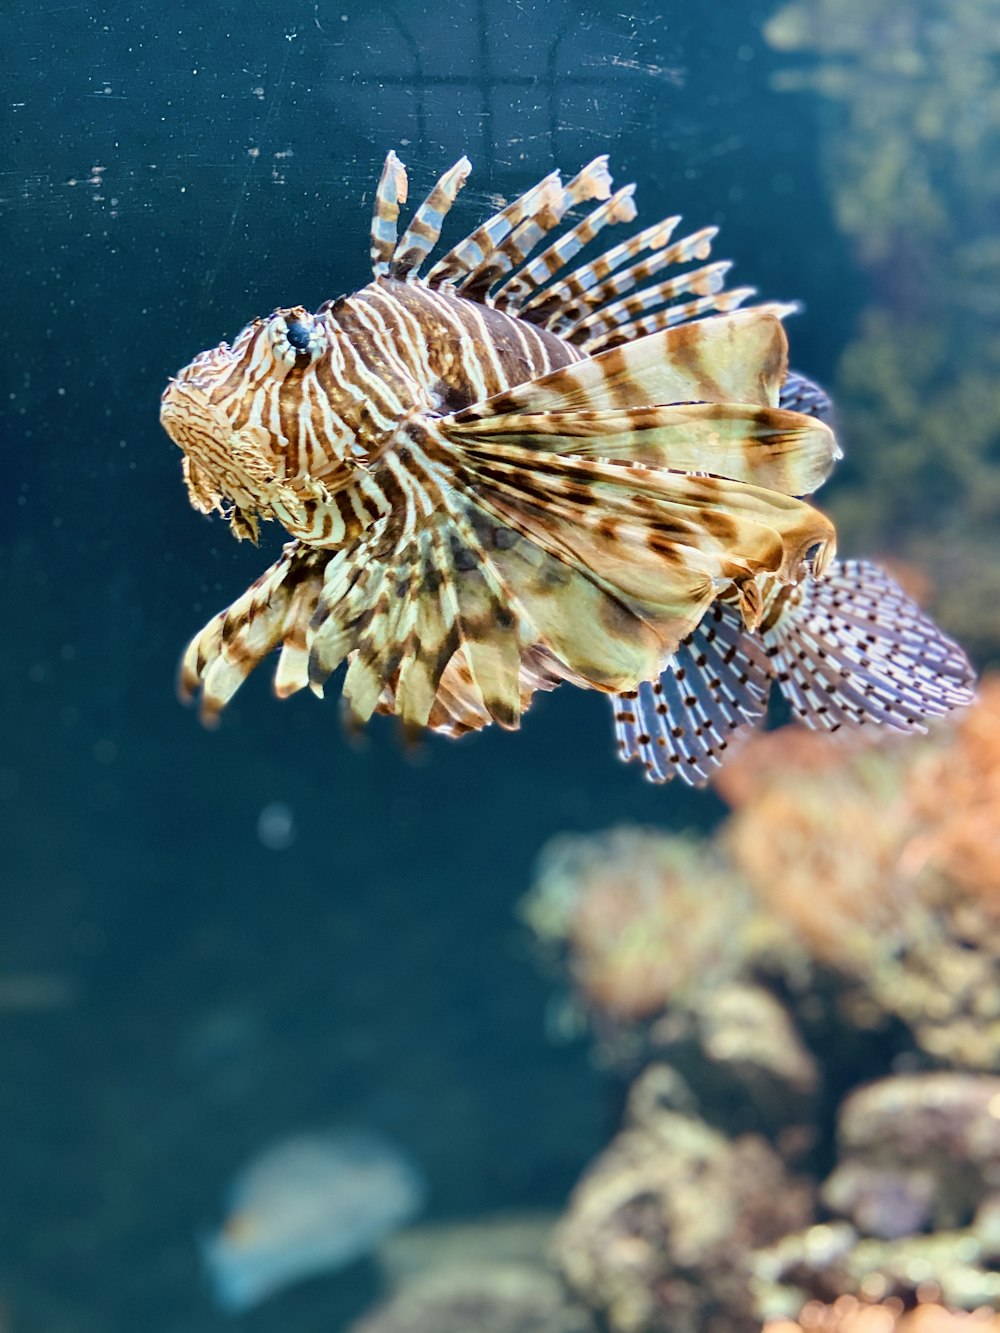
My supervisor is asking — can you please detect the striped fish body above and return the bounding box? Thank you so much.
[333,277,582,416]
[162,150,972,767]
[166,279,577,545]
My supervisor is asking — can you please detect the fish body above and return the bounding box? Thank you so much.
[165,276,582,549]
[202,1129,425,1312]
[162,150,974,780]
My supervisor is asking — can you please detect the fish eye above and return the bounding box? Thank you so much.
[266,309,326,367]
[285,320,313,351]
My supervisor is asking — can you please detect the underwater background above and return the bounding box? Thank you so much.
[4,0,999,1329]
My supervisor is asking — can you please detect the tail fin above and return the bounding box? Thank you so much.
[761,559,976,731]
[613,560,976,787]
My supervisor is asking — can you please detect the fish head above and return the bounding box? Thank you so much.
[160,307,331,542]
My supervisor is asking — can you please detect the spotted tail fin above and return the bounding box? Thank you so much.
[612,559,976,788]
[762,559,976,731]
[613,599,771,785]
[779,371,834,423]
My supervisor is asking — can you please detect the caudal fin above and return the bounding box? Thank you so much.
[761,559,976,731]
[612,559,976,787]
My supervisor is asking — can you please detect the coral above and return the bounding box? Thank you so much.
[357,1221,600,1333]
[766,1294,1000,1333]
[719,736,910,978]
[524,685,1000,1330]
[350,1264,595,1333]
[521,828,819,1122]
[353,1213,595,1333]
[905,677,1000,909]
[377,1212,561,1286]
[688,982,819,1103]
[719,691,1000,1070]
[524,683,1000,1076]
[821,1074,1000,1237]
[552,1066,814,1333]
[522,828,786,1026]
[753,1221,1000,1316]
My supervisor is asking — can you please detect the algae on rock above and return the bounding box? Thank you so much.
[522,684,1000,1328]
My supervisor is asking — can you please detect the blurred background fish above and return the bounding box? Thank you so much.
[201,1129,426,1312]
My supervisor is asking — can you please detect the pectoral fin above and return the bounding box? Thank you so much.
[451,309,789,419]
[445,402,839,496]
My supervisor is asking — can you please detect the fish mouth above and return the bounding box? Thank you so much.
[160,379,252,514]
[161,377,274,544]
[160,376,227,452]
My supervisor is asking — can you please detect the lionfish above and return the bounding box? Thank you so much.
[161,152,975,785]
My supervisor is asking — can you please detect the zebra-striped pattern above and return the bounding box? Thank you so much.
[610,362,974,786]
[613,559,976,787]
[162,150,973,770]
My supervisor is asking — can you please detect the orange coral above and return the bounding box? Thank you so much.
[767,1294,1000,1333]
[904,677,1000,910]
[716,679,1000,972]
[525,829,754,1023]
[526,680,1000,1064]
[706,683,1000,1065]
[713,726,874,811]
[720,732,912,973]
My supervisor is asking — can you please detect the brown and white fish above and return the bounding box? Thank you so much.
[161,151,974,784]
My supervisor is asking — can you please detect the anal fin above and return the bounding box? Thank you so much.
[613,598,771,786]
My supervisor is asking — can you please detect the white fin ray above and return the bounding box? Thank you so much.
[454,156,614,302]
[612,561,976,787]
[370,151,409,278]
[613,598,771,785]
[425,170,564,288]
[493,185,638,313]
[763,560,976,731]
[390,157,472,280]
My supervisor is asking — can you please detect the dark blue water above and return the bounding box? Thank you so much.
[3,1,861,1328]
